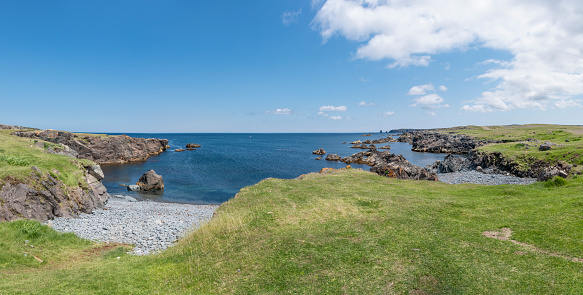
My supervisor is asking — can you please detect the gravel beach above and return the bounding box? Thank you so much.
[437,170,537,185]
[46,195,218,255]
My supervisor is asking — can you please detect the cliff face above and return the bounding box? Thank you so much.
[12,129,169,164]
[0,165,108,222]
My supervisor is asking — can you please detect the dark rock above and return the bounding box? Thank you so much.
[539,141,552,151]
[186,148,197,151]
[325,154,341,161]
[370,152,438,181]
[428,154,471,173]
[410,131,491,154]
[372,136,397,144]
[350,140,362,144]
[186,143,201,148]
[12,129,169,165]
[313,148,326,155]
[378,145,391,149]
[136,169,164,191]
[175,149,185,152]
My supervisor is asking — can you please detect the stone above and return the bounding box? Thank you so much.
[312,148,326,155]
[325,154,341,161]
[175,149,185,152]
[136,169,164,191]
[315,157,322,160]
[127,185,140,191]
[186,143,201,148]
[88,165,105,180]
[539,141,552,151]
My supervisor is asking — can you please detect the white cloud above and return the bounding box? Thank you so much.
[313,0,583,112]
[282,9,302,25]
[358,101,376,106]
[329,116,343,120]
[266,108,292,115]
[317,111,329,116]
[411,94,444,109]
[319,105,347,111]
[438,85,447,91]
[382,110,394,117]
[408,84,435,96]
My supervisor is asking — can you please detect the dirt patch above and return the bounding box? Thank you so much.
[483,228,583,263]
[480,126,491,130]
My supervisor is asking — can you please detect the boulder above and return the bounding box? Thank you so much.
[175,149,185,152]
[88,165,105,180]
[136,170,164,191]
[325,154,341,161]
[313,148,326,155]
[350,140,362,144]
[186,143,202,148]
[127,185,140,191]
[378,145,391,149]
[539,141,552,151]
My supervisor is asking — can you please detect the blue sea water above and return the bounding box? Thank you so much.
[100,133,444,204]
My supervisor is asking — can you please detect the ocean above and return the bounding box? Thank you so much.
[100,133,444,204]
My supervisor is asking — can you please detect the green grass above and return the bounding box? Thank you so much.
[436,124,583,174]
[0,130,94,187]
[1,169,583,294]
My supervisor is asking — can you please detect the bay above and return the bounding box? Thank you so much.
[100,133,444,204]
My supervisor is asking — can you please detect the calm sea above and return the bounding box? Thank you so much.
[100,133,444,204]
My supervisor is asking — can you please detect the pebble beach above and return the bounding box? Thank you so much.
[46,195,217,255]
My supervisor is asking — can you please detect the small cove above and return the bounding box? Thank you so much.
[100,133,445,204]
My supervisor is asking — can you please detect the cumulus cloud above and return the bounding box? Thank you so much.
[411,94,448,110]
[282,9,302,25]
[358,101,376,106]
[329,116,343,120]
[408,84,435,96]
[313,0,583,112]
[438,85,447,92]
[382,110,394,116]
[319,105,347,111]
[266,108,292,115]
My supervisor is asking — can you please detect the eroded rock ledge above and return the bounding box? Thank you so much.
[0,166,108,222]
[12,129,169,164]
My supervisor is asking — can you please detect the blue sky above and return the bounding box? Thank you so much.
[1,0,581,133]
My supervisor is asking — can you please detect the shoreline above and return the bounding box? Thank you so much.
[46,195,218,255]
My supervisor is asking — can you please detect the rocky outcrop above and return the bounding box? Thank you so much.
[372,136,397,144]
[397,133,413,144]
[370,152,438,181]
[136,169,164,191]
[325,154,342,161]
[186,143,201,148]
[0,166,108,222]
[12,129,169,164]
[0,124,36,130]
[467,150,572,180]
[410,131,490,154]
[313,148,326,155]
[427,154,471,173]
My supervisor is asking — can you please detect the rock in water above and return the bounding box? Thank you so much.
[313,148,326,155]
[136,170,164,191]
[186,143,202,148]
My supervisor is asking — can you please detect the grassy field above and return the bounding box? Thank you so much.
[436,124,583,174]
[0,129,93,187]
[1,169,582,294]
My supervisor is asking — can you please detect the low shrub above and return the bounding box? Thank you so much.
[544,176,567,187]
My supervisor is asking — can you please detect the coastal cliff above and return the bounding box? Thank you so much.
[0,165,108,222]
[12,129,169,164]
[1,125,169,221]
[401,125,582,180]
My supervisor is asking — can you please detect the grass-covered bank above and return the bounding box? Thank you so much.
[1,169,582,294]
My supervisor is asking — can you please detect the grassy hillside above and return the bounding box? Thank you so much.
[1,169,582,294]
[0,129,93,187]
[436,124,583,174]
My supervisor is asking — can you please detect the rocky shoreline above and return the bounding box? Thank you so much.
[47,195,217,255]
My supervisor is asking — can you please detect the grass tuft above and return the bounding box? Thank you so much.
[544,176,567,187]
